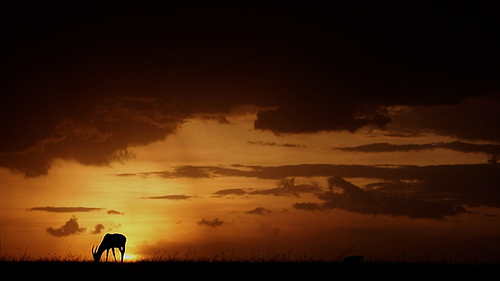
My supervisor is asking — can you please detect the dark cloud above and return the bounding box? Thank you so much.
[254,102,391,134]
[46,216,86,237]
[335,143,433,153]
[334,141,500,163]
[123,163,500,209]
[113,173,137,177]
[246,207,272,216]
[123,163,499,219]
[292,202,322,212]
[29,206,103,213]
[142,195,193,200]
[335,141,500,154]
[250,178,322,198]
[294,176,469,220]
[213,189,247,197]
[246,141,306,149]
[162,166,213,179]
[255,94,500,139]
[137,166,214,179]
[0,97,180,177]
[115,165,250,179]
[91,224,106,235]
[117,164,390,180]
[2,3,499,177]
[198,218,224,228]
[387,95,500,142]
[107,210,124,215]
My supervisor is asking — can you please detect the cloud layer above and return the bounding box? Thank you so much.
[117,163,500,219]
[46,216,86,237]
[198,218,224,228]
[298,176,468,220]
[1,97,181,177]
[142,195,193,200]
[386,96,500,142]
[2,3,499,177]
[91,224,106,235]
[335,141,500,163]
[246,207,272,216]
[29,207,103,213]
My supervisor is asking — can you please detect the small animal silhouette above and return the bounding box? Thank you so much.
[91,233,127,262]
[342,255,364,263]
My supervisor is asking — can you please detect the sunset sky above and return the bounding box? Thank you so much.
[1,2,500,263]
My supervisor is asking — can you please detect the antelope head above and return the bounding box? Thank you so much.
[91,245,100,262]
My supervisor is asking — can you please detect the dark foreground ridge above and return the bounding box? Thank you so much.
[2,261,499,278]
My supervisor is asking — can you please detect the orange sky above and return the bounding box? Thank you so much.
[1,2,500,263]
[2,113,500,262]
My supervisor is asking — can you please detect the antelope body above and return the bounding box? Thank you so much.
[92,233,127,262]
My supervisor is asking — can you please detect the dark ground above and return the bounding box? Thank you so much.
[1,261,499,278]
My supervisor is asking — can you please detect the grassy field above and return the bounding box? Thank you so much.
[1,260,498,278]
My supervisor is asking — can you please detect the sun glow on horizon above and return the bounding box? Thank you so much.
[0,102,499,264]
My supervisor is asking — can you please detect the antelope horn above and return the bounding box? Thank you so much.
[92,245,95,254]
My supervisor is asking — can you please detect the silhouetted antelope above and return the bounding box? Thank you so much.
[91,233,127,262]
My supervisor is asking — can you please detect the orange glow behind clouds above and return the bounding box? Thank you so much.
[3,2,500,264]
[1,114,499,263]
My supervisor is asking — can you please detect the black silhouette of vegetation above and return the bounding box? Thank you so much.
[0,259,498,278]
